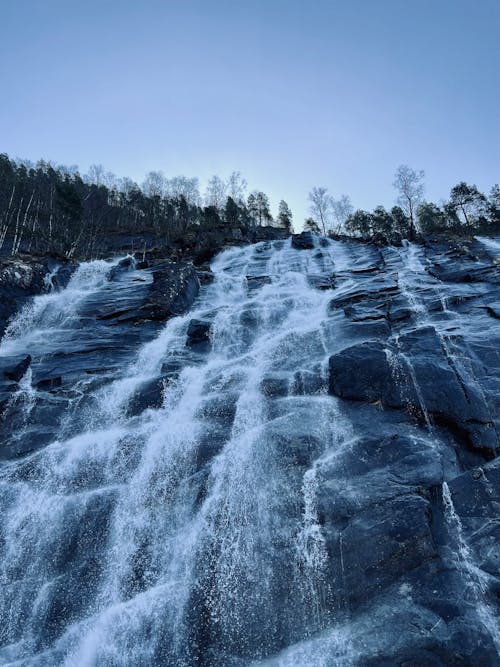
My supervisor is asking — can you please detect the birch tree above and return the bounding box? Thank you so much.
[393,165,425,239]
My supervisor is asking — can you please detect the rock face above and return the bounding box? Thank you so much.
[0,256,77,337]
[95,259,200,325]
[0,234,500,666]
[4,354,32,382]
[142,260,200,321]
[0,255,201,459]
[291,230,315,249]
[328,327,497,454]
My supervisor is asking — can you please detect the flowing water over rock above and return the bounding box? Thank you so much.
[0,236,499,666]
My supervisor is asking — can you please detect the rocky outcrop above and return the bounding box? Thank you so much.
[96,260,200,325]
[291,231,315,249]
[0,256,77,337]
[186,319,211,351]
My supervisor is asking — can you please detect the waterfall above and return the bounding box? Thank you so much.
[476,235,500,259]
[0,235,498,665]
[0,239,356,666]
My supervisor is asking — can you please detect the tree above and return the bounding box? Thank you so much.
[331,194,353,234]
[277,200,293,232]
[224,196,240,227]
[390,206,410,237]
[370,206,394,238]
[166,176,201,206]
[304,218,321,233]
[227,171,247,204]
[142,170,167,197]
[308,187,332,235]
[417,202,447,234]
[118,176,139,195]
[247,191,272,226]
[489,184,500,210]
[201,205,222,229]
[488,185,500,231]
[393,165,425,240]
[308,186,332,235]
[85,163,107,186]
[448,182,487,228]
[345,210,373,238]
[204,175,227,209]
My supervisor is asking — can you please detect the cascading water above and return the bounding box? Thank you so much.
[0,235,499,666]
[0,239,356,666]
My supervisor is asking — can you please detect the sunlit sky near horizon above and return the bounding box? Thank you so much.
[1,0,499,226]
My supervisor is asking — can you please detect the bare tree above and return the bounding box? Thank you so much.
[393,165,425,239]
[227,171,247,204]
[204,175,227,209]
[142,170,167,197]
[332,194,353,234]
[102,171,118,190]
[85,164,107,186]
[166,176,201,205]
[118,176,140,195]
[57,164,80,178]
[308,187,332,235]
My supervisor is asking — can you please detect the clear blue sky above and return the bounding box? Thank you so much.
[1,0,498,225]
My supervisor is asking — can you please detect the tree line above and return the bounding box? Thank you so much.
[0,155,293,258]
[1,154,497,260]
[306,166,500,243]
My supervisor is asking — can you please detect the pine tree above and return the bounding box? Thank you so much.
[277,200,293,232]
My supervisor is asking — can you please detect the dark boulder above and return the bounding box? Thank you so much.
[335,495,435,608]
[198,394,238,426]
[35,376,63,391]
[343,302,388,322]
[111,260,200,325]
[329,275,398,310]
[291,368,325,395]
[186,319,211,351]
[328,341,397,405]
[109,256,135,280]
[127,377,167,417]
[291,232,315,250]
[427,257,500,285]
[274,433,323,466]
[146,261,200,320]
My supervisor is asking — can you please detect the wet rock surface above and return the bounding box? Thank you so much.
[0,235,499,666]
[0,256,201,459]
[291,230,315,249]
[0,255,77,338]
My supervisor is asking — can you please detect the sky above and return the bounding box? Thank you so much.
[1,0,499,226]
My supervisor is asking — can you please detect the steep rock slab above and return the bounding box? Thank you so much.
[99,260,200,324]
[328,327,498,453]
